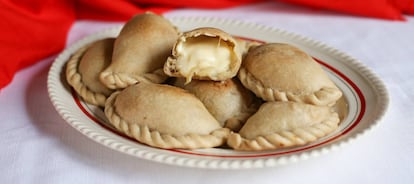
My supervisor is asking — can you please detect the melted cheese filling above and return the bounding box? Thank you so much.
[176,36,233,83]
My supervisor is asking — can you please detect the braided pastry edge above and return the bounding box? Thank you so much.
[104,91,230,149]
[100,68,168,90]
[227,113,340,151]
[65,44,108,107]
[238,67,342,106]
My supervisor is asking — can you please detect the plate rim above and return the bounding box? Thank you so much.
[47,16,390,169]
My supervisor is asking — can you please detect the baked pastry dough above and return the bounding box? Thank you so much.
[174,78,260,131]
[236,38,262,59]
[104,82,230,149]
[239,43,342,106]
[66,38,115,106]
[227,101,340,151]
[100,12,179,89]
[164,27,243,83]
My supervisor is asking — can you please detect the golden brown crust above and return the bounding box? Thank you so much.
[100,12,179,89]
[227,102,340,151]
[104,82,230,149]
[66,38,115,106]
[239,43,342,106]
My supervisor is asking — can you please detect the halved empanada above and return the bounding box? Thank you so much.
[227,101,340,151]
[174,78,261,131]
[239,43,342,106]
[164,27,243,83]
[66,38,115,106]
[100,12,179,89]
[104,82,230,149]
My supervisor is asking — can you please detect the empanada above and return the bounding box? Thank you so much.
[104,82,230,149]
[66,38,115,106]
[239,43,342,106]
[227,101,340,151]
[174,78,260,131]
[164,27,243,83]
[100,12,179,89]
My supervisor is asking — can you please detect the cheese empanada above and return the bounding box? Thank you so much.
[164,27,243,83]
[227,101,340,151]
[104,82,230,149]
[239,43,342,106]
[66,38,115,106]
[100,12,179,89]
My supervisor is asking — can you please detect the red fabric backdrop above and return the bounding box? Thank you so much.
[1,0,413,89]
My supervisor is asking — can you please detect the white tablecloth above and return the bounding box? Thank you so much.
[1,2,413,183]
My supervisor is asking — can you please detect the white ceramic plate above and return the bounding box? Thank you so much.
[47,17,389,169]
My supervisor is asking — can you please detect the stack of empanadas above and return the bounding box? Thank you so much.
[65,12,343,151]
[228,43,342,151]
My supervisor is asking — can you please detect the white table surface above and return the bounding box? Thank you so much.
[1,2,413,183]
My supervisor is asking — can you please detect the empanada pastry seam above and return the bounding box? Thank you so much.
[100,69,167,89]
[105,91,230,149]
[227,114,339,151]
[66,44,108,106]
[238,67,342,106]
